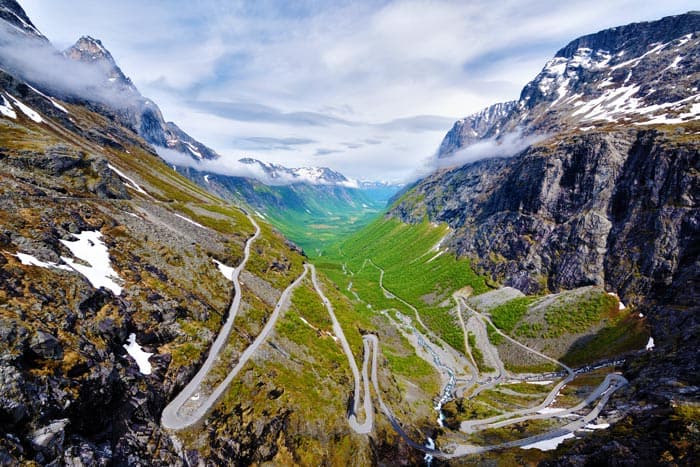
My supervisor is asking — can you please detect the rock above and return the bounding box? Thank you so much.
[29,331,63,360]
[30,419,68,457]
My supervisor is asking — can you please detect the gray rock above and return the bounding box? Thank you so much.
[30,331,63,360]
[30,419,69,457]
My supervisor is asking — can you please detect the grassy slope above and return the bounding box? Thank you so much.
[316,216,489,353]
[262,185,392,254]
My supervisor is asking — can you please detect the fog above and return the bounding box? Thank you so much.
[0,25,138,109]
[436,130,548,169]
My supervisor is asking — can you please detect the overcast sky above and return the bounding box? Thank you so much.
[21,0,698,182]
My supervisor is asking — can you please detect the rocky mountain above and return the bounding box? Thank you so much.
[0,1,218,164]
[0,0,44,40]
[0,3,418,465]
[390,11,699,464]
[237,157,359,187]
[396,11,699,303]
[438,101,517,156]
[439,11,700,159]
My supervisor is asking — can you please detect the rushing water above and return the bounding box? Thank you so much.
[394,312,457,422]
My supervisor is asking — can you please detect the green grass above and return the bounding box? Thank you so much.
[486,321,505,345]
[561,314,648,366]
[543,290,619,337]
[489,296,539,333]
[468,332,494,373]
[316,217,488,354]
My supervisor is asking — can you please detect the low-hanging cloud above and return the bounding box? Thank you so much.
[437,130,548,168]
[406,129,548,183]
[0,25,139,110]
[156,146,355,187]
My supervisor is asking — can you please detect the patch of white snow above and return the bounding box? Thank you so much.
[537,407,567,415]
[212,259,235,281]
[645,337,655,351]
[173,213,206,229]
[14,252,71,271]
[585,423,610,430]
[6,93,43,123]
[60,231,123,295]
[123,333,153,375]
[107,164,148,195]
[520,433,575,451]
[0,95,16,119]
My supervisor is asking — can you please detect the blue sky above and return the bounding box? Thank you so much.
[21,0,699,181]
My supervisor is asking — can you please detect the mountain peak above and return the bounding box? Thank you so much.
[0,0,46,40]
[238,157,358,187]
[438,12,700,158]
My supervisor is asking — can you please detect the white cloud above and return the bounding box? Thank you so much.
[19,0,700,181]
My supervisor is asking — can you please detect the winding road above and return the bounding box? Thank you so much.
[310,264,373,434]
[334,254,628,459]
[162,216,307,430]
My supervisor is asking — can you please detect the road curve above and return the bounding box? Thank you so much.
[309,264,373,434]
[362,332,627,458]
[162,253,307,430]
[333,255,627,458]
[162,214,260,430]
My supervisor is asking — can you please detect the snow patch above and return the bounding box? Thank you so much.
[6,93,43,123]
[584,423,610,430]
[645,337,655,351]
[184,141,203,159]
[527,380,553,386]
[426,250,445,263]
[14,252,71,271]
[107,164,147,195]
[0,95,16,119]
[26,85,69,113]
[520,433,575,451]
[213,259,235,281]
[123,333,153,375]
[174,213,206,229]
[60,231,123,295]
[537,407,567,415]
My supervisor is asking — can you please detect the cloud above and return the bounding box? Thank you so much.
[437,130,549,168]
[234,136,315,151]
[378,115,455,132]
[0,24,138,109]
[187,99,354,126]
[314,148,342,156]
[19,0,700,182]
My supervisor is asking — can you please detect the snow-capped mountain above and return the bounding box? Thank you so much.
[62,35,219,161]
[0,3,217,164]
[439,11,700,158]
[238,157,359,187]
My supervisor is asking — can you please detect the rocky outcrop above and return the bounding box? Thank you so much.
[438,101,517,157]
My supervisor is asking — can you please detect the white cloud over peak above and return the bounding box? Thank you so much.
[20,0,699,182]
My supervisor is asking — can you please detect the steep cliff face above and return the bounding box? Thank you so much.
[392,127,699,309]
[394,12,700,310]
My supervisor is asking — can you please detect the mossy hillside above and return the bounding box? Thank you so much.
[179,267,430,465]
[486,287,648,367]
[489,296,540,333]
